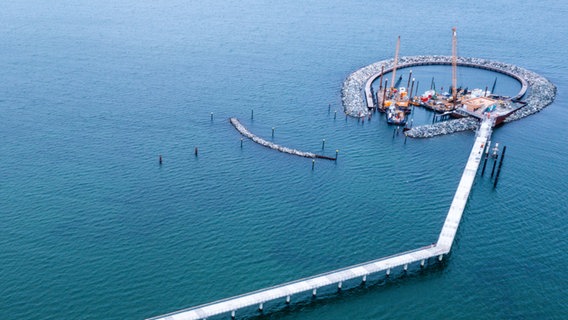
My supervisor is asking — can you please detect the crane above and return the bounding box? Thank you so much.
[452,27,458,108]
[391,36,400,92]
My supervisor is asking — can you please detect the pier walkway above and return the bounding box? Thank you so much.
[147,118,494,320]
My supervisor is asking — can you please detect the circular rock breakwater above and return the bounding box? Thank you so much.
[341,56,556,138]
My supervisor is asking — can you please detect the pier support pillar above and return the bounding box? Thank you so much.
[494,146,507,187]
[438,254,444,262]
[403,264,408,272]
[258,303,263,312]
[386,268,391,277]
[338,281,342,291]
[420,259,425,268]
[286,295,290,304]
[362,275,367,284]
[490,156,498,178]
[231,310,235,319]
[312,288,317,297]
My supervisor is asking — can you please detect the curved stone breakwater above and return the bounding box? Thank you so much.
[342,55,556,138]
[230,118,336,160]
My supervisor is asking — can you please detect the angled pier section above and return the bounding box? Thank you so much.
[147,119,493,320]
[437,117,493,250]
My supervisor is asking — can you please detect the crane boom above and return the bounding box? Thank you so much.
[391,36,400,89]
[452,27,458,106]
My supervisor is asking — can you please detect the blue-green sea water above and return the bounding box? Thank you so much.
[1,1,567,319]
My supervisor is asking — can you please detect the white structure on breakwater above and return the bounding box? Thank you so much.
[341,56,556,138]
[146,118,494,320]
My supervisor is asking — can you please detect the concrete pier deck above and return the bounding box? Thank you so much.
[147,118,494,320]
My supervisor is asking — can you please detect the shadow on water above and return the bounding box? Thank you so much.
[209,259,450,320]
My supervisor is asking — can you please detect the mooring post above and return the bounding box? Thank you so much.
[159,155,162,165]
[404,135,407,144]
[491,154,499,178]
[271,127,275,138]
[409,78,415,104]
[210,112,213,121]
[392,128,396,139]
[194,147,198,157]
[240,138,243,148]
[491,77,498,94]
[335,149,339,160]
[312,159,315,170]
[382,79,388,110]
[396,126,400,136]
[481,154,488,176]
[322,139,325,150]
[415,81,420,99]
[251,109,254,120]
[334,110,337,120]
[494,146,507,187]
[328,103,331,113]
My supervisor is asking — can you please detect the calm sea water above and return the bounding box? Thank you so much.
[1,1,567,319]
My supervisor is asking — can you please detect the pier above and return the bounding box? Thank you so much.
[147,118,494,320]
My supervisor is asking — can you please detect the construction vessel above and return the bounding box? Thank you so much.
[419,27,527,125]
[377,36,414,122]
